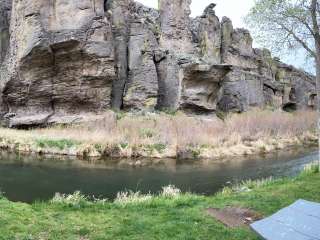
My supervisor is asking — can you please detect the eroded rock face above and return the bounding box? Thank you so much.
[108,0,130,110]
[158,0,193,53]
[218,17,316,113]
[197,4,221,64]
[1,0,115,123]
[0,0,316,127]
[181,64,231,114]
[0,0,10,63]
[123,2,159,110]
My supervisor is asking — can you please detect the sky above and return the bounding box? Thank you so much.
[136,0,254,28]
[135,0,314,73]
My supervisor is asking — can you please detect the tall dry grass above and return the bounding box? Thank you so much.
[0,110,318,158]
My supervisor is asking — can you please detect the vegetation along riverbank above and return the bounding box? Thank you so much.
[0,163,319,239]
[0,110,318,160]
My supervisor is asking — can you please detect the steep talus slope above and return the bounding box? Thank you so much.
[0,0,316,127]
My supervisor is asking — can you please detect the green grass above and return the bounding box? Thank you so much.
[36,139,80,150]
[0,171,319,240]
[146,143,167,154]
[139,128,156,138]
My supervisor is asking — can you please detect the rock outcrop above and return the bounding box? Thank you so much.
[0,0,316,127]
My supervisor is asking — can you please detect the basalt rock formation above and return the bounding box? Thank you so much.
[0,0,316,127]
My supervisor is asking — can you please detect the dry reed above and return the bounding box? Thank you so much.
[0,110,317,159]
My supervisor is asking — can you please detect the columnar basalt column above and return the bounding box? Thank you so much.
[155,0,193,111]
[198,3,221,64]
[108,0,130,110]
[0,1,10,63]
[154,50,183,110]
[221,17,234,64]
[158,0,193,52]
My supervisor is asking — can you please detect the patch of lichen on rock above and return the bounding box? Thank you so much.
[275,69,288,83]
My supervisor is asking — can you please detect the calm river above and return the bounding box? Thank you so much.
[0,147,318,203]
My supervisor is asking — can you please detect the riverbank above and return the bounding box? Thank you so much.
[0,110,318,160]
[0,164,319,239]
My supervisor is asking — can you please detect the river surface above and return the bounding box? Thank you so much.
[0,148,318,203]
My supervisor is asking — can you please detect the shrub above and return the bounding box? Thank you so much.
[51,191,88,207]
[161,185,181,198]
[219,177,275,196]
[114,191,152,206]
[120,142,129,149]
[303,162,320,174]
[36,139,79,150]
[152,143,166,153]
[145,143,167,154]
[114,185,182,205]
[139,128,155,138]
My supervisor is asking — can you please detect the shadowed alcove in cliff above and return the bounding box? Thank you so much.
[308,94,317,109]
[282,88,298,112]
[104,0,111,12]
[289,88,296,102]
[282,102,297,112]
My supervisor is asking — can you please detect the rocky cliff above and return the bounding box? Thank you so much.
[0,0,317,127]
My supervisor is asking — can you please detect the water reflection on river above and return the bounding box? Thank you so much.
[0,147,318,203]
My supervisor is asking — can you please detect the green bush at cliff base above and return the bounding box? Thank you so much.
[36,138,80,150]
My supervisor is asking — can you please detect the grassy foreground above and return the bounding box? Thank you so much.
[0,110,318,159]
[0,165,319,240]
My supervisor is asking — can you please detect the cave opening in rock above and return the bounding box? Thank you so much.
[308,94,316,109]
[289,88,296,102]
[282,102,297,112]
[104,0,111,12]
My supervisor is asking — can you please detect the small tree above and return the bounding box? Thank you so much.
[246,0,320,161]
[246,0,319,103]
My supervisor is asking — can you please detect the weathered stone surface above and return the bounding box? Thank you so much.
[197,3,221,64]
[181,64,231,114]
[123,2,159,110]
[1,0,115,125]
[0,0,10,63]
[154,50,183,110]
[108,0,130,110]
[218,16,316,112]
[154,0,194,111]
[158,0,193,53]
[0,0,316,127]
